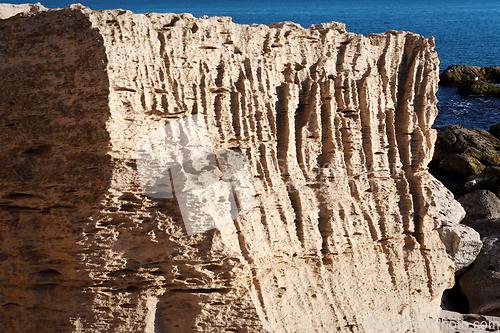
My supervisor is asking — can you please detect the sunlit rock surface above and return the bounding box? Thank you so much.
[0,2,46,19]
[0,5,453,332]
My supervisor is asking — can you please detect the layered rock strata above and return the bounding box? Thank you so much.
[0,5,453,332]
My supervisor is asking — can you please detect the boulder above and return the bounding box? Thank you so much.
[432,176,466,227]
[438,224,482,274]
[458,190,500,224]
[461,219,500,317]
[440,65,487,86]
[439,153,485,176]
[433,125,500,171]
[431,177,482,274]
[457,80,500,97]
[439,65,500,86]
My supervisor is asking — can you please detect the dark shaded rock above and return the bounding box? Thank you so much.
[490,123,500,140]
[458,190,500,224]
[467,218,500,237]
[439,153,485,176]
[460,218,500,317]
[439,65,500,97]
[441,285,470,313]
[429,161,469,197]
[433,125,500,168]
[440,65,485,86]
[457,80,500,97]
[440,65,500,86]
[465,166,500,192]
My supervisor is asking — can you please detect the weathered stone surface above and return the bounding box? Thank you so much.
[458,190,500,224]
[438,224,482,274]
[0,2,46,19]
[461,219,500,317]
[431,176,466,227]
[0,5,453,332]
[431,177,482,273]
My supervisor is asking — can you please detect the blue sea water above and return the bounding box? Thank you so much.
[11,0,500,130]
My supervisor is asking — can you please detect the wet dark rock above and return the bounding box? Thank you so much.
[457,80,500,97]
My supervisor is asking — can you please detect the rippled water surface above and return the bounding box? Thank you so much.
[436,86,500,130]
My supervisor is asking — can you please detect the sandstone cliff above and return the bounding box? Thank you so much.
[0,5,453,332]
[0,2,46,19]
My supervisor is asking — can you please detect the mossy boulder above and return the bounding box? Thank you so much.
[457,80,500,97]
[439,154,485,176]
[440,65,500,86]
[464,150,500,166]
[433,125,500,175]
[440,65,485,85]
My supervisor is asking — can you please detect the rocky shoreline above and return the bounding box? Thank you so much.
[433,67,500,331]
[440,65,500,97]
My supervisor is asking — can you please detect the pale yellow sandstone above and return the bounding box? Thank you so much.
[0,2,46,19]
[0,5,453,332]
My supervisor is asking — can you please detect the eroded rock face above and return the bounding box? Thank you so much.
[0,5,453,332]
[438,224,482,274]
[0,2,46,19]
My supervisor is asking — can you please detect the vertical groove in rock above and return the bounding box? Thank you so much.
[0,6,453,333]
